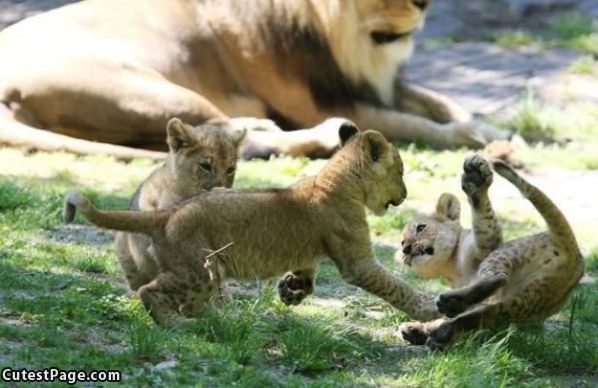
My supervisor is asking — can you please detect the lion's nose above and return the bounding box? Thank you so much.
[403,244,413,255]
[412,0,429,10]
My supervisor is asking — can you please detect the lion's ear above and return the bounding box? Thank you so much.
[166,118,193,152]
[435,193,461,221]
[361,130,388,163]
[231,127,248,146]
[338,122,359,146]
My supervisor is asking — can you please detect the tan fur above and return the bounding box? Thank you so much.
[397,155,584,348]
[0,0,510,160]
[64,127,440,324]
[113,117,246,291]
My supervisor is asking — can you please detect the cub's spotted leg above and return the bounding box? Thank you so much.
[435,250,513,317]
[115,232,157,291]
[462,155,503,259]
[138,272,188,325]
[114,233,145,291]
[278,267,317,306]
[436,242,532,317]
[139,266,218,325]
[429,276,560,349]
[326,234,440,321]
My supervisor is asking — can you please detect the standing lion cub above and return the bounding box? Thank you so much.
[64,125,440,325]
[115,117,246,291]
[397,155,584,348]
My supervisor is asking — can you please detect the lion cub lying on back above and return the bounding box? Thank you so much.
[64,126,440,325]
[397,155,584,348]
[115,117,246,291]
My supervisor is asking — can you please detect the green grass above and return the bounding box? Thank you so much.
[485,11,598,56]
[496,94,598,164]
[1,142,597,386]
[550,12,598,55]
[494,31,537,49]
[501,94,558,143]
[568,56,598,75]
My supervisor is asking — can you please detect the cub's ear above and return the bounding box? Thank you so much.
[338,122,359,146]
[361,130,388,162]
[231,127,248,146]
[166,118,193,152]
[435,193,461,221]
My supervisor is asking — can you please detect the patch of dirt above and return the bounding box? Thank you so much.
[48,224,114,246]
[421,0,598,41]
[68,326,130,355]
[545,375,598,387]
[490,167,598,228]
[0,339,28,365]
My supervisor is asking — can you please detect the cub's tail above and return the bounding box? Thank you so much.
[492,161,581,259]
[64,190,166,236]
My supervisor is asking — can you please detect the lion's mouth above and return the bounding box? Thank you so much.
[370,31,412,44]
[385,199,401,209]
[403,246,435,266]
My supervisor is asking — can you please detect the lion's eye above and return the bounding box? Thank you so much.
[199,162,212,172]
[416,224,426,233]
[226,167,236,175]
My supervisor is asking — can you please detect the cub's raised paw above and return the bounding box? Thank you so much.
[277,274,313,306]
[462,154,493,197]
[435,293,469,318]
[399,322,429,346]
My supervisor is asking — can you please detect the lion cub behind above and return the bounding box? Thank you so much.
[115,117,246,291]
[397,155,584,348]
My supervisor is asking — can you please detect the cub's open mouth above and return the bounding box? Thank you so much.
[370,31,412,44]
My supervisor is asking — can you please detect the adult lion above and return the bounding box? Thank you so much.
[0,0,510,159]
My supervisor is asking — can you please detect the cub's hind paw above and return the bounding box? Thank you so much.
[426,323,455,351]
[399,322,429,346]
[435,293,468,318]
[277,274,313,306]
[462,155,493,196]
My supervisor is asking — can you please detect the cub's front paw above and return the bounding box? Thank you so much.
[277,274,313,306]
[462,154,493,197]
[435,293,468,318]
[399,322,429,346]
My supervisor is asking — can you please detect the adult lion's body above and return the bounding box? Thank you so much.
[0,0,509,159]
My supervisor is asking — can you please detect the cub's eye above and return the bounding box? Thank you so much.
[416,224,426,233]
[226,167,236,175]
[425,247,435,255]
[199,162,212,172]
[370,31,409,44]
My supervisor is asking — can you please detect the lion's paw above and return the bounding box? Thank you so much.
[399,322,429,346]
[277,274,313,306]
[462,154,493,196]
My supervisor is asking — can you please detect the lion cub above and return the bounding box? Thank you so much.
[64,125,441,325]
[115,117,246,291]
[397,155,584,348]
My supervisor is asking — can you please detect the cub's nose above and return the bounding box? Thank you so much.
[402,244,413,255]
[412,0,429,10]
